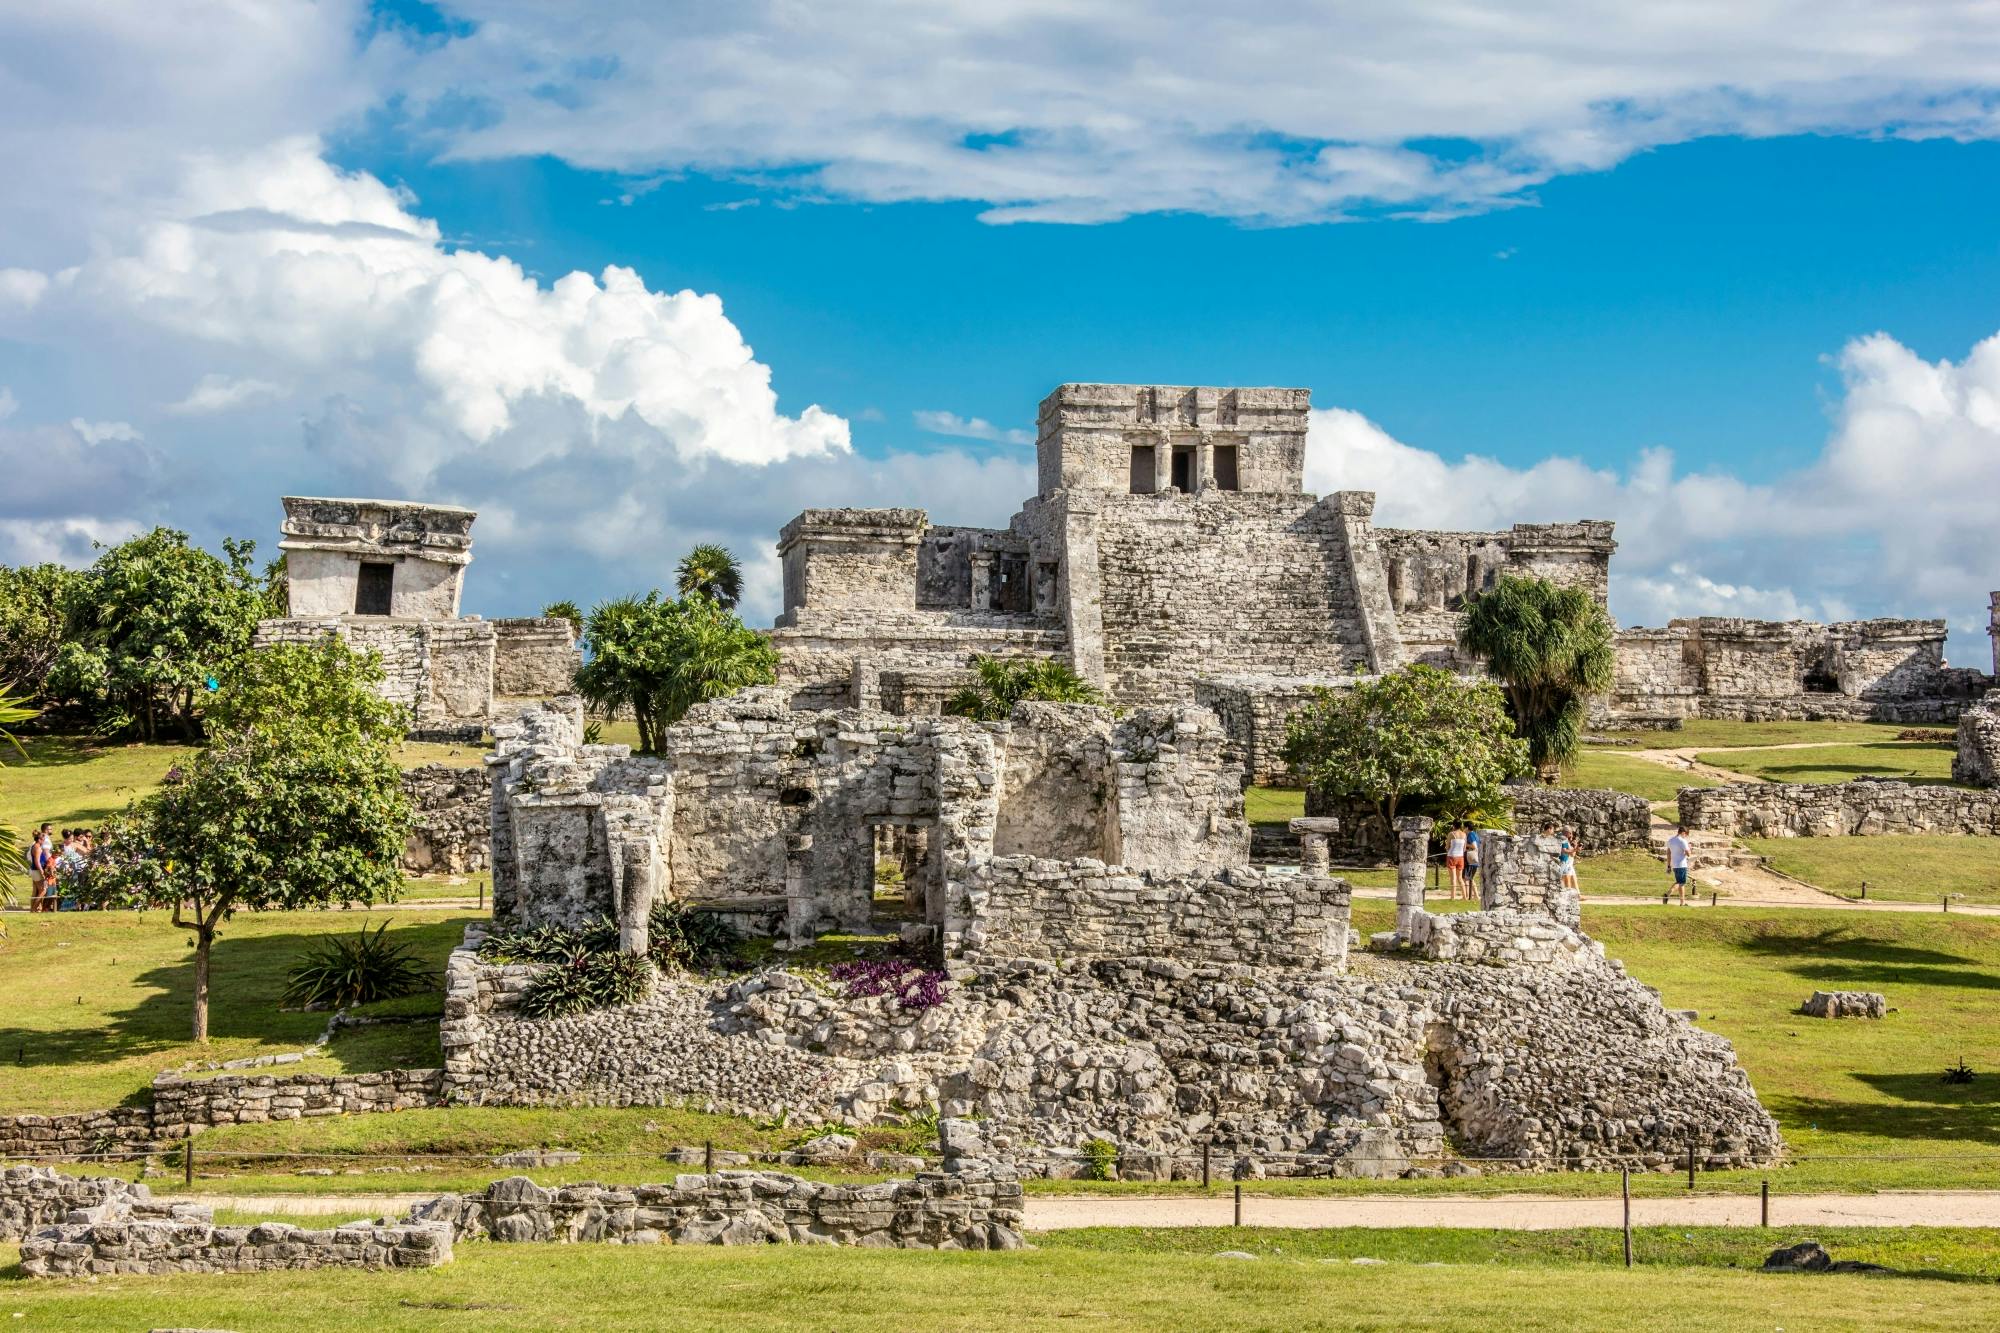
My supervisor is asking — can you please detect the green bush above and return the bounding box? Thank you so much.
[518,948,655,1018]
[479,919,618,963]
[648,900,741,972]
[281,921,437,1010]
[1082,1138,1119,1181]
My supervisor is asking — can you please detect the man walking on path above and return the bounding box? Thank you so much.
[1665,825,1692,905]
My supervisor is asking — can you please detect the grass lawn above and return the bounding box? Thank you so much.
[1745,836,2000,906]
[1591,719,1921,749]
[400,870,494,903]
[1243,784,1303,827]
[1697,741,1958,786]
[5,1237,1999,1331]
[1560,749,1721,803]
[0,909,472,1112]
[0,735,194,835]
[392,738,491,769]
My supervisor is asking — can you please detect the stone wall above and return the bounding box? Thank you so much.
[1478,831,1579,929]
[401,764,491,874]
[1193,673,1348,785]
[1679,779,2000,838]
[1955,691,2000,787]
[408,1167,1022,1250]
[1506,786,1653,854]
[951,860,1350,971]
[0,1107,157,1161]
[0,1167,155,1240]
[492,617,579,697]
[23,1206,452,1278]
[253,615,496,731]
[1405,909,1602,970]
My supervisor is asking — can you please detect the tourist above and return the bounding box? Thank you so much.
[1665,825,1692,905]
[1462,827,1481,899]
[1444,822,1467,898]
[55,830,87,911]
[27,824,53,912]
[1558,826,1578,893]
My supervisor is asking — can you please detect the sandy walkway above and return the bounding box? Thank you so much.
[175,1189,2000,1231]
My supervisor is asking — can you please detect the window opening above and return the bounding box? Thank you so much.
[1129,445,1157,494]
[354,562,394,616]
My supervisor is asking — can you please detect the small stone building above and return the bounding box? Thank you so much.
[254,497,579,737]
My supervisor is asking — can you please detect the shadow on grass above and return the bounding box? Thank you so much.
[1772,1088,2000,1144]
[1736,924,1975,967]
[0,915,469,1105]
[1783,962,2000,992]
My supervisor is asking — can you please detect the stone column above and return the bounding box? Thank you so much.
[1196,435,1215,494]
[1288,816,1340,876]
[1394,815,1433,939]
[1154,436,1174,494]
[782,831,815,949]
[615,837,658,956]
[968,553,993,611]
[1990,592,2000,677]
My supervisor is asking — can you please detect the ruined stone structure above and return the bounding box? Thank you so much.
[1679,778,2000,839]
[456,694,1780,1176]
[255,497,578,737]
[1956,690,2000,787]
[771,384,1614,737]
[400,763,491,874]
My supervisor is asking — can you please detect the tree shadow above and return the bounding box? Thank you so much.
[12,735,117,770]
[1784,962,2000,993]
[1774,1087,1999,1144]
[1736,924,1975,968]
[0,914,468,1106]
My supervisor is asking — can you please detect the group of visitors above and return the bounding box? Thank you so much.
[23,824,92,912]
[1443,820,1580,899]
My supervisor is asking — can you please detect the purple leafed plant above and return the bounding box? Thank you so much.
[827,958,950,1011]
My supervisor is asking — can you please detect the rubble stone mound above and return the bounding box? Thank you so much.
[1801,990,1888,1019]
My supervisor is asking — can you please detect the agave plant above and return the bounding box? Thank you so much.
[281,921,437,1010]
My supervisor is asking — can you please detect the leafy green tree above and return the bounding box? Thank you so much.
[0,563,81,701]
[541,600,585,635]
[0,687,36,913]
[1457,576,1617,781]
[674,543,744,609]
[1281,665,1529,825]
[944,654,1106,721]
[78,639,412,1041]
[575,586,777,752]
[48,528,273,739]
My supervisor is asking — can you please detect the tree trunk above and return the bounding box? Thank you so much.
[191,925,212,1043]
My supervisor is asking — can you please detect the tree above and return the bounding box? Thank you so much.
[674,543,744,609]
[0,687,36,914]
[541,600,584,635]
[1281,665,1529,825]
[944,654,1106,721]
[0,563,81,702]
[575,587,777,752]
[47,528,274,740]
[77,639,412,1041]
[1457,575,1617,782]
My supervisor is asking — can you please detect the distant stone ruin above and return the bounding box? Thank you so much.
[253,497,579,737]
[764,382,1987,773]
[450,693,1781,1178]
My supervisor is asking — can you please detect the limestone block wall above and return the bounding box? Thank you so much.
[1679,780,2000,838]
[771,612,1067,710]
[1955,691,2000,787]
[991,704,1116,860]
[951,860,1350,970]
[1405,909,1603,970]
[409,1169,1023,1250]
[1034,383,1312,497]
[401,763,490,874]
[23,1208,452,1278]
[1194,673,1353,785]
[1507,787,1653,854]
[778,508,925,617]
[0,1167,155,1240]
[149,1069,444,1133]
[253,615,497,729]
[491,617,579,697]
[1478,832,1579,929]
[0,1108,157,1161]
[1107,706,1250,871]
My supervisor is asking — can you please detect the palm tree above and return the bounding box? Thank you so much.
[658,595,779,727]
[1456,576,1616,782]
[675,544,744,609]
[944,655,1106,721]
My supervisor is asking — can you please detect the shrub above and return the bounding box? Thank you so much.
[479,919,619,964]
[827,958,950,1011]
[281,921,437,1010]
[647,900,741,972]
[518,948,655,1018]
[1082,1138,1119,1181]
[1943,1057,1977,1085]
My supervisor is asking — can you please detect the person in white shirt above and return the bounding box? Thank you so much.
[1665,826,1692,905]
[1444,824,1468,898]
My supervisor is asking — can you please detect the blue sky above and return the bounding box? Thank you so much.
[3,1,1999,654]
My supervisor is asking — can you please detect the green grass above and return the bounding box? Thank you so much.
[1746,836,2000,906]
[1560,749,1722,803]
[1592,720,1923,749]
[392,739,491,769]
[0,909,472,1112]
[6,1238,1999,1331]
[0,734,194,835]
[400,871,494,903]
[1697,741,1959,786]
[1243,784,1304,827]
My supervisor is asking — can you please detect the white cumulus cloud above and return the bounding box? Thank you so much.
[168,374,285,415]
[914,411,1034,447]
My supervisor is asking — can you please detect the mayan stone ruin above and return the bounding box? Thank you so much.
[439,691,1781,1179]
[768,383,1992,779]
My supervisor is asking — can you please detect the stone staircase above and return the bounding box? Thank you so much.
[1646,819,1758,871]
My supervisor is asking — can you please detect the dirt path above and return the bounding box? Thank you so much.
[177,1189,2000,1230]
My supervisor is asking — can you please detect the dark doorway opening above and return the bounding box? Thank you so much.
[1213,445,1239,491]
[1170,445,1194,492]
[1130,445,1157,494]
[355,562,394,616]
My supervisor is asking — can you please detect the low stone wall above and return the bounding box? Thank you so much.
[151,1068,444,1132]
[1405,909,1603,970]
[1679,779,2000,838]
[1507,786,1652,854]
[400,763,491,874]
[1478,831,1579,929]
[0,1166,158,1240]
[0,1108,158,1161]
[1956,692,2000,787]
[954,858,1351,970]
[409,1167,1023,1250]
[23,1210,452,1277]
